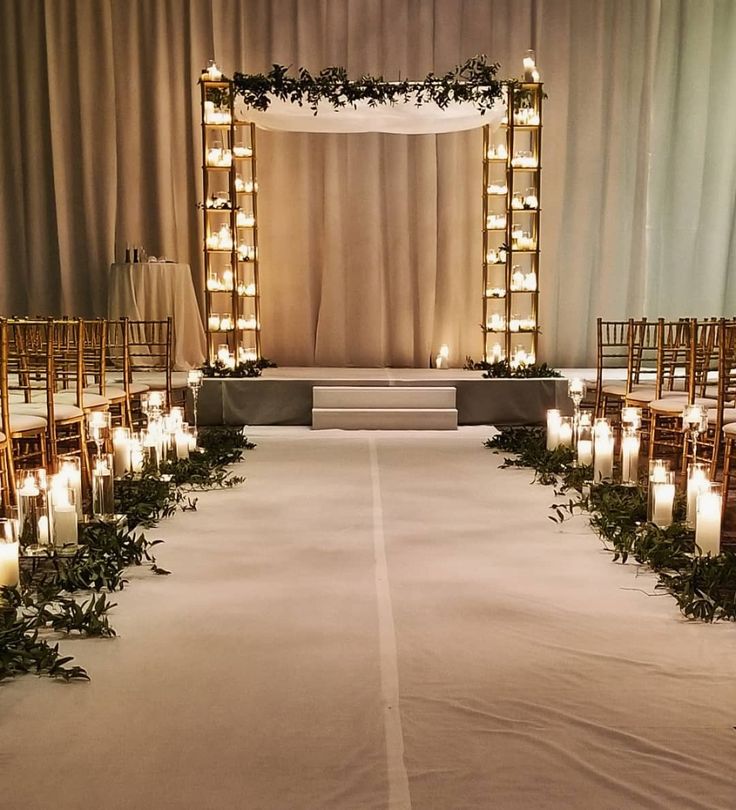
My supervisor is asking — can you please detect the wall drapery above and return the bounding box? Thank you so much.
[1,0,734,366]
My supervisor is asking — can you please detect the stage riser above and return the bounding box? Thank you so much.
[313,386,456,409]
[312,408,458,430]
[193,375,570,426]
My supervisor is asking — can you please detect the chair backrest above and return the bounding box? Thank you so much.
[693,318,720,398]
[125,318,173,402]
[627,318,661,393]
[657,318,694,397]
[715,319,736,434]
[80,318,108,396]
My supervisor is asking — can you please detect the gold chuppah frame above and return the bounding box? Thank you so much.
[198,57,542,365]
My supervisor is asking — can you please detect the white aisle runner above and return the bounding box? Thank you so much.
[2,427,736,809]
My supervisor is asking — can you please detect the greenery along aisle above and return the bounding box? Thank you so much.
[0,428,254,683]
[486,427,736,622]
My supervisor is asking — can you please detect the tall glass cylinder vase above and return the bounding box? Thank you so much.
[593,419,614,482]
[57,454,83,521]
[16,469,51,550]
[695,483,722,556]
[577,419,593,466]
[620,427,640,486]
[49,474,79,549]
[649,464,675,528]
[686,463,709,529]
[0,518,19,593]
[92,455,115,520]
[647,459,672,523]
[112,427,132,478]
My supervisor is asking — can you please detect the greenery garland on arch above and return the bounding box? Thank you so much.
[232,56,504,114]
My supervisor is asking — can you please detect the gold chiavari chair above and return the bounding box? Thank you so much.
[0,319,35,506]
[696,320,736,480]
[4,318,61,474]
[106,317,150,429]
[593,318,635,419]
[647,319,721,470]
[80,318,128,427]
[125,318,185,408]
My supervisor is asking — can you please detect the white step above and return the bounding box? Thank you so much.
[312,407,458,430]
[313,386,456,409]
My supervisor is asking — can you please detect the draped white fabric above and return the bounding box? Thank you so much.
[236,94,505,134]
[1,1,735,366]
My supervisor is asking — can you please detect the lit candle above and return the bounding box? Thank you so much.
[112,427,132,477]
[175,431,190,460]
[50,477,78,548]
[148,391,164,410]
[621,429,640,485]
[686,465,709,528]
[208,314,221,331]
[490,343,503,363]
[577,439,593,466]
[546,410,561,451]
[621,406,642,430]
[38,515,50,545]
[695,487,721,556]
[130,438,144,474]
[558,418,573,448]
[188,369,203,387]
[59,459,83,521]
[0,538,19,588]
[652,481,675,528]
[593,420,614,482]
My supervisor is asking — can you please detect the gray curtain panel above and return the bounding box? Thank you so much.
[1,0,735,366]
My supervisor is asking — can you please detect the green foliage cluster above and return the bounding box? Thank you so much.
[466,357,562,378]
[202,357,277,379]
[233,57,503,114]
[0,427,253,683]
[486,426,736,622]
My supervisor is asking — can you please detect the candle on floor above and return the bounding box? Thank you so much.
[0,519,19,590]
[620,427,640,485]
[175,430,190,460]
[112,427,132,478]
[50,476,78,548]
[651,470,676,528]
[92,456,115,519]
[593,419,614,481]
[621,406,642,430]
[130,437,144,474]
[558,416,574,448]
[695,485,722,556]
[577,438,593,466]
[546,409,561,450]
[686,463,709,529]
[58,456,83,521]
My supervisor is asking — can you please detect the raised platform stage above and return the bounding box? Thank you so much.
[196,368,571,427]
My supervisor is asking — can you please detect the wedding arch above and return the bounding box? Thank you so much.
[199,56,543,367]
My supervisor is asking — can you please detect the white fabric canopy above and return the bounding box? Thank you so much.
[235,94,505,134]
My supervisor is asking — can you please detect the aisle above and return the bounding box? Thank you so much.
[2,428,735,810]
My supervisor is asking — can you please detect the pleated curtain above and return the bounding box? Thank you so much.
[1,0,735,367]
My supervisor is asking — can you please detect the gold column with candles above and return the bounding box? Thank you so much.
[200,64,262,363]
[482,53,543,364]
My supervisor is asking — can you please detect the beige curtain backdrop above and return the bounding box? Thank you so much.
[1,0,735,366]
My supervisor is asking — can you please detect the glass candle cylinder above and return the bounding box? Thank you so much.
[577,421,593,466]
[112,427,132,478]
[175,427,191,460]
[567,378,586,401]
[130,436,144,474]
[187,369,203,389]
[16,469,51,549]
[593,419,614,482]
[547,408,561,450]
[87,410,111,452]
[49,474,78,548]
[92,455,115,519]
[620,427,640,485]
[650,468,676,528]
[558,416,574,448]
[0,518,19,590]
[57,454,83,521]
[695,483,722,556]
[686,463,709,529]
[142,429,160,469]
[647,459,672,523]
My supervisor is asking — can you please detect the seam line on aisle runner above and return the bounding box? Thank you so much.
[369,437,412,810]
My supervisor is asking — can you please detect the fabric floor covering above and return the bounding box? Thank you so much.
[2,427,735,810]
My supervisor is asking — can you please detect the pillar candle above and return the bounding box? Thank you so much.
[546,411,561,451]
[686,467,709,528]
[175,431,190,460]
[652,483,675,528]
[621,434,640,485]
[695,490,721,556]
[61,462,83,522]
[112,429,132,477]
[558,420,573,448]
[577,439,593,466]
[51,481,78,547]
[0,541,19,588]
